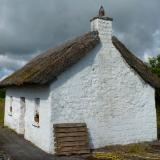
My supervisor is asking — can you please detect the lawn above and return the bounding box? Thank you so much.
[157,106,160,128]
[0,98,4,123]
[88,143,160,160]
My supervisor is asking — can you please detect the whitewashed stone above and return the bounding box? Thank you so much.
[4,86,52,153]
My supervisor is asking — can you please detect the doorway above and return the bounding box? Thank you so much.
[19,97,26,134]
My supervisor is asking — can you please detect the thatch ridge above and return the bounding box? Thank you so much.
[0,31,100,87]
[112,36,160,88]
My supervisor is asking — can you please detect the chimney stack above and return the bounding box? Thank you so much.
[90,6,113,44]
[99,6,105,17]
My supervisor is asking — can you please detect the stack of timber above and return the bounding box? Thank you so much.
[54,123,91,156]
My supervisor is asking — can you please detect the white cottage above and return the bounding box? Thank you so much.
[0,7,160,154]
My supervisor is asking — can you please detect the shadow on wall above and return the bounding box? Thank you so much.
[7,85,50,101]
[88,129,94,149]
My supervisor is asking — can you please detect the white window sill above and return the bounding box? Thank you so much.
[32,122,40,128]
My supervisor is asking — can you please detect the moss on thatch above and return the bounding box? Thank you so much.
[0,31,100,87]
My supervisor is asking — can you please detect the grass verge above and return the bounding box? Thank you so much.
[91,143,159,160]
[0,98,4,123]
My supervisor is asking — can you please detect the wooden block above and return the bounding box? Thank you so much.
[54,123,86,128]
[53,123,90,156]
[55,136,88,143]
[55,141,88,147]
[55,127,87,133]
[56,150,90,156]
[56,132,87,138]
[56,146,90,152]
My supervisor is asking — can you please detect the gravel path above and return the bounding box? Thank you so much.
[0,152,10,160]
[0,126,85,160]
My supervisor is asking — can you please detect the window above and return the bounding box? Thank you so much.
[20,97,25,105]
[34,98,40,125]
[20,97,26,115]
[8,96,13,116]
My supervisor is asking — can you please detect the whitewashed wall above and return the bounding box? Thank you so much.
[50,18,157,152]
[4,86,52,153]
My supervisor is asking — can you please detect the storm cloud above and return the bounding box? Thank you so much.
[0,0,160,78]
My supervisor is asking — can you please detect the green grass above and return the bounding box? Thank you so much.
[0,89,5,99]
[156,102,160,129]
[0,98,4,123]
[157,110,160,128]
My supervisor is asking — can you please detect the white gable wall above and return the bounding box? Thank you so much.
[4,86,52,153]
[50,20,157,152]
[50,43,157,151]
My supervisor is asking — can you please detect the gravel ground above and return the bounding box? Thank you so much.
[0,126,85,160]
[0,152,10,160]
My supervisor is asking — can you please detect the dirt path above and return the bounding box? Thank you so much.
[0,126,85,160]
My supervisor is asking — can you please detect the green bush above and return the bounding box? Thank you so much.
[148,55,160,130]
[0,89,5,99]
[0,99,4,123]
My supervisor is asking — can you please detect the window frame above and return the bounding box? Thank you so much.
[32,98,40,128]
[8,96,13,116]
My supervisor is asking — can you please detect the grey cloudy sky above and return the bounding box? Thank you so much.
[0,0,160,79]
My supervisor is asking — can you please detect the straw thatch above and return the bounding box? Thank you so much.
[112,36,160,88]
[0,31,100,87]
[0,31,160,88]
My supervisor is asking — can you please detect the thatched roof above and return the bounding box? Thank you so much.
[0,31,100,87]
[112,36,160,88]
[0,31,160,88]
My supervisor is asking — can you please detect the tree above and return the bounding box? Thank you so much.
[0,89,5,99]
[149,55,160,102]
[149,55,160,77]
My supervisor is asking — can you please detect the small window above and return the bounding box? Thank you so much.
[20,97,26,112]
[34,98,40,124]
[20,97,25,104]
[8,96,13,116]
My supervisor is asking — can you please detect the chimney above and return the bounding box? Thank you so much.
[90,6,113,44]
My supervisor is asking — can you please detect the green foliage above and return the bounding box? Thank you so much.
[157,104,160,129]
[148,55,160,129]
[149,55,160,77]
[0,89,5,123]
[149,55,160,99]
[0,98,4,123]
[0,89,5,99]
